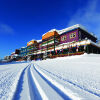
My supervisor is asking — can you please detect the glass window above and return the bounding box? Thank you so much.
[61,35,67,41]
[70,32,76,39]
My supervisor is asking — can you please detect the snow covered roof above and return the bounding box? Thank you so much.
[20,46,27,49]
[42,30,59,40]
[37,39,42,43]
[21,47,25,48]
[11,52,15,55]
[57,24,97,38]
[27,39,36,43]
[42,24,97,39]
[42,29,57,37]
[90,40,100,47]
[57,24,82,35]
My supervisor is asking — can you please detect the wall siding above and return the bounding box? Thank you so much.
[60,29,79,43]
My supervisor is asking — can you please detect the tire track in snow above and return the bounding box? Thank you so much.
[12,65,30,100]
[33,64,79,100]
[12,63,47,100]
[27,65,43,100]
[35,64,100,98]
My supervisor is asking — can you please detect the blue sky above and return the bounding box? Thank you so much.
[0,0,100,58]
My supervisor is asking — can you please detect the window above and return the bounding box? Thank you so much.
[61,35,67,41]
[70,32,76,39]
[39,44,42,48]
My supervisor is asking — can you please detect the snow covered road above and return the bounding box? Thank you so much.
[0,54,100,100]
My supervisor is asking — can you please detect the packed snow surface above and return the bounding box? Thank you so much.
[0,62,29,100]
[34,54,100,100]
[0,54,100,100]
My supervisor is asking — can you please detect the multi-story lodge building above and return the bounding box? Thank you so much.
[19,24,100,60]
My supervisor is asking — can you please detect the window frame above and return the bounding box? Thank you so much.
[61,35,67,41]
[70,32,76,39]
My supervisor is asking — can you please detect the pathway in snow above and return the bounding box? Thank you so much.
[30,64,72,100]
[8,62,75,100]
[12,64,31,100]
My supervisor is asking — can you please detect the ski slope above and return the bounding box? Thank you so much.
[0,54,100,100]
